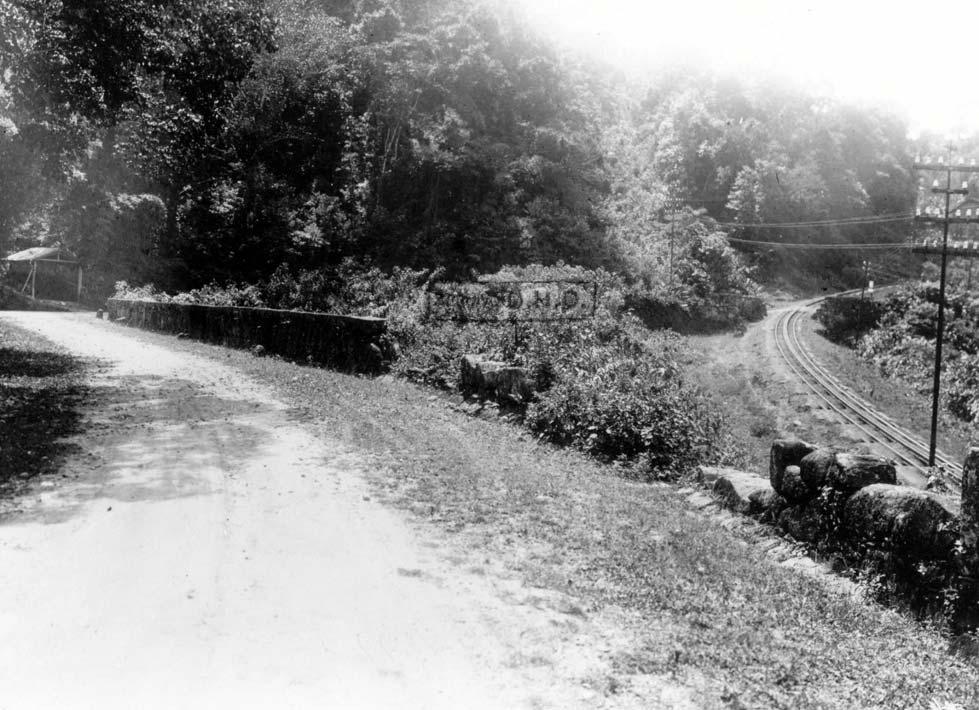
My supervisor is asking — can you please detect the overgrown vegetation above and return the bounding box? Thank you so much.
[814,295,883,347]
[822,281,979,423]
[113,262,747,477]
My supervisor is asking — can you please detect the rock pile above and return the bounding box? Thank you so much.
[459,355,533,404]
[767,439,958,556]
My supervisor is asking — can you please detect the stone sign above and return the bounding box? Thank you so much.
[425,280,597,322]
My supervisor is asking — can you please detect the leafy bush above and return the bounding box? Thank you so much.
[260,260,432,317]
[624,290,765,334]
[525,330,730,475]
[171,282,266,307]
[113,259,432,316]
[814,296,883,346]
[112,281,173,302]
[858,283,979,421]
[946,355,979,421]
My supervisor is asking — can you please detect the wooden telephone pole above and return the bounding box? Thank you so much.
[913,147,977,466]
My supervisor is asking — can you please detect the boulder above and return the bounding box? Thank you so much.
[698,466,747,486]
[778,465,814,503]
[777,505,824,544]
[844,484,958,560]
[459,355,533,403]
[770,438,817,492]
[826,453,896,492]
[748,488,788,523]
[712,470,773,515]
[799,448,837,490]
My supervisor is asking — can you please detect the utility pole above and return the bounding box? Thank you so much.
[914,146,971,466]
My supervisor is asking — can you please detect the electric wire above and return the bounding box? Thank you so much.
[727,238,910,249]
[716,212,913,228]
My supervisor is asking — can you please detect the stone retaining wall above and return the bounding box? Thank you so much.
[106,298,389,373]
[703,439,969,621]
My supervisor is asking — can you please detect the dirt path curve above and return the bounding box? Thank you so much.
[0,312,618,710]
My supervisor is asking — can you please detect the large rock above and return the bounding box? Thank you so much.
[748,488,788,523]
[826,453,896,492]
[777,505,824,544]
[698,466,745,486]
[459,355,533,403]
[778,465,814,503]
[770,438,816,493]
[712,470,773,515]
[799,448,837,490]
[844,484,958,559]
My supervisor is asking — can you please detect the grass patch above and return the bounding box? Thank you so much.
[120,324,979,709]
[680,328,847,473]
[0,320,89,491]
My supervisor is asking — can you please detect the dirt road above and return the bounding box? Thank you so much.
[0,312,641,710]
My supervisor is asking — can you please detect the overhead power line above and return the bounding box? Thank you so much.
[717,213,913,229]
[726,238,910,250]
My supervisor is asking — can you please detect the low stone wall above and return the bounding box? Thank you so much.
[106,298,389,373]
[703,439,964,617]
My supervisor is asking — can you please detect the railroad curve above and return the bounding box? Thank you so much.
[772,293,962,488]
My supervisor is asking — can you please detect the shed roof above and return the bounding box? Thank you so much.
[5,246,75,262]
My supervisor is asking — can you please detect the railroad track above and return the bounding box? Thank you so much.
[773,292,963,487]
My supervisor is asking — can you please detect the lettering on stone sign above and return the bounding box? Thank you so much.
[426,280,596,322]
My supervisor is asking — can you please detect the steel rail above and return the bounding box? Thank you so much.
[785,308,962,478]
[772,293,962,486]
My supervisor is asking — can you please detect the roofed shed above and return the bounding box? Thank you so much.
[4,245,83,301]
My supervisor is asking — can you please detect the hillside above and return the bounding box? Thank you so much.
[0,0,930,299]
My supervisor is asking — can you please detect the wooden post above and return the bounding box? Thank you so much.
[30,261,36,299]
[76,266,83,302]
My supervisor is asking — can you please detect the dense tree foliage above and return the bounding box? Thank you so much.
[0,0,926,300]
[623,71,916,287]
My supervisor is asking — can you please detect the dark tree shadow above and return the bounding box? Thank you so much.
[0,346,89,487]
[0,347,84,378]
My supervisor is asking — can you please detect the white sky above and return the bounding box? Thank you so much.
[512,0,978,137]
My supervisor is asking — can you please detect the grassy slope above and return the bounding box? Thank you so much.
[680,308,852,474]
[97,323,979,710]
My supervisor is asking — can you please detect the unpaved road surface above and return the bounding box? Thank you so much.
[0,313,653,710]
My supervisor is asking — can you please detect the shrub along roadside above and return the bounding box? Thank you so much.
[112,262,746,477]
